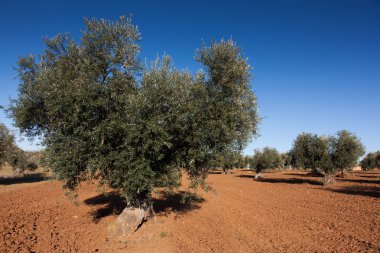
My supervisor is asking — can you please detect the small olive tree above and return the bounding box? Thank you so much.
[290,133,330,174]
[360,151,380,170]
[0,123,14,166]
[252,147,282,173]
[0,123,28,171]
[331,130,365,177]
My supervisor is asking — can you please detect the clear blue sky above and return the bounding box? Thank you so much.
[1,0,379,155]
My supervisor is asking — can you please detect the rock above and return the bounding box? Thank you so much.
[107,207,146,241]
[323,175,336,186]
[254,173,264,181]
[13,168,24,178]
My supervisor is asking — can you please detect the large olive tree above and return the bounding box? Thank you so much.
[9,17,259,214]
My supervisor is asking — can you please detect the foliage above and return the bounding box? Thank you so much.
[210,151,240,173]
[360,151,380,170]
[8,147,28,170]
[289,130,364,177]
[26,162,38,171]
[290,133,330,172]
[331,130,365,173]
[24,151,45,169]
[0,123,15,166]
[237,155,252,169]
[0,123,28,170]
[281,152,293,168]
[243,155,254,169]
[252,147,282,173]
[9,17,259,208]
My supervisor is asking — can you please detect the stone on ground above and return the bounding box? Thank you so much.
[107,207,146,241]
[254,173,264,181]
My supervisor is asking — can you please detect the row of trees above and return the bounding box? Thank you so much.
[8,17,259,212]
[249,130,368,184]
[360,151,380,170]
[289,130,365,178]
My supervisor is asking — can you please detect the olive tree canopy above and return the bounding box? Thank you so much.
[9,17,259,209]
[0,123,15,166]
[252,147,282,173]
[360,151,380,170]
[289,130,364,179]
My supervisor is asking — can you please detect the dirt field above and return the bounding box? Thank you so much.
[0,169,379,253]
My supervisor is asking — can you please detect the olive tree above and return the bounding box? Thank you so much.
[290,133,329,174]
[360,151,380,170]
[331,130,365,177]
[9,17,259,216]
[252,147,282,173]
[0,123,28,171]
[318,130,364,182]
[332,130,365,176]
[290,130,365,184]
[0,123,15,166]
[194,40,259,175]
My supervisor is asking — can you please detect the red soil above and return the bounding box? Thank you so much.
[0,169,379,252]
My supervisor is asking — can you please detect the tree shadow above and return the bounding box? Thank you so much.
[236,174,255,179]
[83,191,126,223]
[327,185,380,199]
[84,190,204,222]
[153,190,204,217]
[208,171,223,174]
[355,175,380,179]
[258,177,323,186]
[236,174,322,185]
[284,173,322,178]
[0,173,52,185]
[336,178,379,184]
[353,171,380,176]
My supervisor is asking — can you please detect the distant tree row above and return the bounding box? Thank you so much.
[248,130,366,185]
[360,151,380,170]
[9,17,259,214]
[289,130,365,179]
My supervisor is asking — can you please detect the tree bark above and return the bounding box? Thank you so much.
[323,174,336,186]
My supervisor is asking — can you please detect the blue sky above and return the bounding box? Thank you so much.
[0,0,379,155]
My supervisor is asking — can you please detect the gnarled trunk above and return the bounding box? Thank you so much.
[323,174,336,186]
[107,199,156,241]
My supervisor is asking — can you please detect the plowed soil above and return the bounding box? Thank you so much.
[0,169,379,253]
